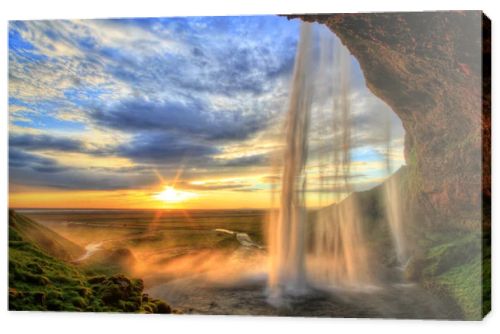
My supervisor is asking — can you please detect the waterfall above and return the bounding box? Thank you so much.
[384,175,407,266]
[267,22,314,305]
[383,115,407,266]
[268,23,373,305]
[309,28,375,289]
[311,196,374,288]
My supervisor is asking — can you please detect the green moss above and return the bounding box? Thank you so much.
[481,228,491,317]
[482,258,491,316]
[9,210,83,261]
[420,231,485,320]
[436,256,482,319]
[81,263,127,277]
[423,232,480,277]
[9,212,173,314]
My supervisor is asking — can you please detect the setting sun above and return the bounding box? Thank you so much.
[154,186,197,203]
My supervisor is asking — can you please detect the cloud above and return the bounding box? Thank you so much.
[9,148,65,173]
[115,131,219,164]
[8,16,406,199]
[9,125,271,170]
[216,153,269,167]
[9,146,157,190]
[9,167,154,190]
[97,16,299,98]
[91,97,269,141]
[9,16,298,125]
[10,133,84,152]
[179,181,251,192]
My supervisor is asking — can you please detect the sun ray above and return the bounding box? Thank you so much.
[154,186,198,204]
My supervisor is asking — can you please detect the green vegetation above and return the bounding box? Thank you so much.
[482,228,491,317]
[419,230,486,320]
[9,210,172,313]
[9,210,83,261]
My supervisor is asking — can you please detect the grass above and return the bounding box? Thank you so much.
[436,257,482,320]
[9,211,173,313]
[482,227,491,317]
[419,230,487,320]
[9,210,83,261]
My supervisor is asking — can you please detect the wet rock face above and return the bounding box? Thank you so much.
[291,12,487,225]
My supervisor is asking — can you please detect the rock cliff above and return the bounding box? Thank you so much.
[290,12,489,227]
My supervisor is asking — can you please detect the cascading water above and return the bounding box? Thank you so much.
[267,23,314,305]
[268,23,377,305]
[312,196,374,288]
[383,115,407,266]
[309,28,375,290]
[384,176,407,266]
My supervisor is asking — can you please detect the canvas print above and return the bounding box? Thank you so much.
[8,11,490,320]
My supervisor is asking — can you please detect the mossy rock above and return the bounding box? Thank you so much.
[87,275,107,284]
[32,291,46,306]
[419,230,485,320]
[27,263,44,274]
[142,304,154,313]
[71,296,88,309]
[9,211,172,314]
[154,300,172,314]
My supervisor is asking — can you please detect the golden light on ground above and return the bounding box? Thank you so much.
[154,186,198,204]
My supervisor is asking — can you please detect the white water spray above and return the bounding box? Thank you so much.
[268,23,377,304]
[383,115,407,266]
[268,23,314,304]
[309,28,375,289]
[384,176,407,265]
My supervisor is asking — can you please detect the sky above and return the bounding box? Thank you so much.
[8,16,405,209]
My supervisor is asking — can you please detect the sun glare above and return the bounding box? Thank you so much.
[154,186,197,203]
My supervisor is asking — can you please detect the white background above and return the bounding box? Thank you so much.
[0,0,498,333]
